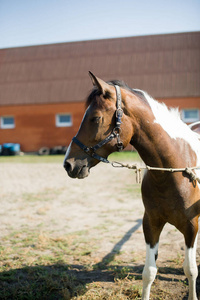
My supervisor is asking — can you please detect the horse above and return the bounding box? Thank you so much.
[63,72,200,300]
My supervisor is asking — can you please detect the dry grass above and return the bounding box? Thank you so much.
[0,153,199,299]
[1,225,199,299]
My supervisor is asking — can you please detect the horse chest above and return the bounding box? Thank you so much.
[141,172,198,220]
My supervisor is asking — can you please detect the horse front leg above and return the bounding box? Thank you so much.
[142,212,165,300]
[142,243,159,300]
[183,219,198,300]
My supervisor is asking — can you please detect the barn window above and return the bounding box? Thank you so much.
[56,114,72,127]
[181,109,199,123]
[0,116,15,129]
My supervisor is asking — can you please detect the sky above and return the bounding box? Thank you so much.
[0,0,200,49]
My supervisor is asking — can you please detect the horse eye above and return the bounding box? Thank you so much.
[91,116,101,123]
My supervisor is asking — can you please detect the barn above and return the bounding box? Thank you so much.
[0,31,200,153]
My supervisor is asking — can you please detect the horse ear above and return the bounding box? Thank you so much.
[88,71,112,96]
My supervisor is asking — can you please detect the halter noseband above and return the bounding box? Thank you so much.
[72,85,124,163]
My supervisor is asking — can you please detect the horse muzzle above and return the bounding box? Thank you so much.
[63,142,96,179]
[64,159,90,179]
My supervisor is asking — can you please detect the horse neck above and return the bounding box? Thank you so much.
[131,115,171,168]
[127,96,189,169]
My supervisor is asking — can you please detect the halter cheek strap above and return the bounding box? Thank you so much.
[72,85,124,163]
[115,85,123,128]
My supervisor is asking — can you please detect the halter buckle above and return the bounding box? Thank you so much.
[116,108,123,126]
[116,108,123,118]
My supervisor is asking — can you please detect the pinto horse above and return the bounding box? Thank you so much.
[64,72,200,300]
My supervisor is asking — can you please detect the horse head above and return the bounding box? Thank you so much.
[63,72,134,179]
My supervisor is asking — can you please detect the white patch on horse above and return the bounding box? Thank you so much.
[64,106,90,165]
[142,243,159,300]
[183,234,198,300]
[136,89,200,185]
[63,142,72,165]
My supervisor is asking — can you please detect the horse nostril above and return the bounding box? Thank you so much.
[64,161,72,173]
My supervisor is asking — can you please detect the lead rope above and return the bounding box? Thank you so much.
[111,161,143,183]
[111,161,200,184]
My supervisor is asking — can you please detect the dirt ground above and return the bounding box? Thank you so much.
[0,159,200,299]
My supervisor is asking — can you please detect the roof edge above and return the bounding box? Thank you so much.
[1,31,200,50]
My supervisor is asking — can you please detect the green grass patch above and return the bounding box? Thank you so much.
[0,151,140,163]
[0,154,65,163]
[0,226,189,299]
[0,263,142,300]
[0,229,97,271]
[109,151,140,162]
[0,226,143,299]
[0,265,86,300]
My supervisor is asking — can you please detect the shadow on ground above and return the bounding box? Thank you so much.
[0,219,199,300]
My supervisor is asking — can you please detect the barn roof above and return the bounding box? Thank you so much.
[0,31,200,106]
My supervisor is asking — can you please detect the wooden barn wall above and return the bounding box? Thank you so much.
[158,97,200,109]
[0,97,200,152]
[0,102,85,152]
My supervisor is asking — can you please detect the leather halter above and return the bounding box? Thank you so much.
[72,85,124,163]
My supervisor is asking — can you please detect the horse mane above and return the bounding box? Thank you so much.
[138,90,200,159]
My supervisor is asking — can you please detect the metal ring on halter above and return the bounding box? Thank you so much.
[113,127,122,135]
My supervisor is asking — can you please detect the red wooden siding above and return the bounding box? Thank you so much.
[159,97,200,109]
[0,102,85,152]
[1,97,199,152]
